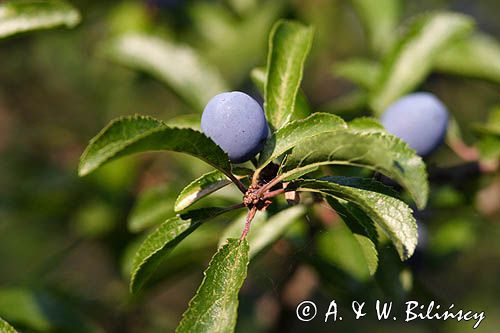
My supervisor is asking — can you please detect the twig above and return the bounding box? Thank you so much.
[448,138,498,173]
[263,188,286,199]
[448,139,480,161]
[240,206,257,240]
[224,202,246,211]
[258,175,284,196]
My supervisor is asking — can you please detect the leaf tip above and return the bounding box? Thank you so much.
[173,202,184,213]
[77,164,90,177]
[129,277,139,294]
[77,156,94,177]
[129,266,144,294]
[66,9,82,28]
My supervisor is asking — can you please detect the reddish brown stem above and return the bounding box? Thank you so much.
[225,203,246,211]
[448,139,499,173]
[263,188,286,199]
[240,206,257,240]
[258,175,284,196]
[448,139,480,161]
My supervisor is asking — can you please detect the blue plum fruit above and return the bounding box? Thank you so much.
[381,92,449,156]
[201,91,269,163]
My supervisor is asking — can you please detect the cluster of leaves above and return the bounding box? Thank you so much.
[1,0,499,332]
[332,0,500,160]
[75,18,430,332]
[329,2,500,269]
[334,2,500,265]
[78,1,500,328]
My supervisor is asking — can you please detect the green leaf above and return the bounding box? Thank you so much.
[317,218,378,280]
[130,207,229,293]
[165,114,201,130]
[175,171,230,213]
[174,167,252,212]
[104,33,229,111]
[219,206,305,258]
[0,288,100,333]
[265,20,314,130]
[257,112,346,170]
[294,90,312,120]
[190,0,284,84]
[348,117,385,132]
[332,58,380,89]
[176,238,249,333]
[370,12,474,114]
[354,234,378,275]
[445,114,465,145]
[289,177,417,260]
[327,197,379,245]
[0,0,80,39]
[250,67,266,92]
[78,115,231,177]
[121,223,222,280]
[319,175,400,198]
[128,185,177,232]
[0,317,18,333]
[280,127,428,209]
[435,33,500,84]
[349,0,401,53]
[251,67,311,121]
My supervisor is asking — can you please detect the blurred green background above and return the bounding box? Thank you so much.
[0,0,499,332]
